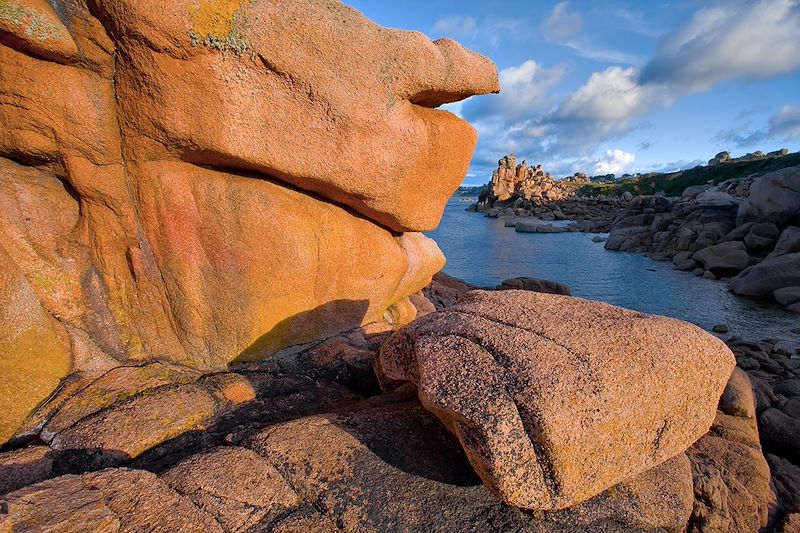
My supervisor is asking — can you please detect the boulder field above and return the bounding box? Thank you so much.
[0,1,781,532]
[604,165,800,311]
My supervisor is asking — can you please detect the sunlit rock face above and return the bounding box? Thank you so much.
[0,0,499,443]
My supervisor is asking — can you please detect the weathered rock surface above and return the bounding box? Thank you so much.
[0,468,224,532]
[246,390,695,532]
[692,241,752,276]
[0,0,498,444]
[737,166,800,226]
[11,360,360,476]
[0,245,71,444]
[0,312,781,532]
[730,252,800,298]
[686,368,773,532]
[162,447,332,532]
[479,155,578,207]
[378,290,735,510]
[0,446,53,496]
[515,221,568,233]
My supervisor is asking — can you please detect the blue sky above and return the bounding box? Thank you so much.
[347,0,800,185]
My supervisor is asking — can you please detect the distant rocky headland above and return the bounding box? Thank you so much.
[0,1,795,532]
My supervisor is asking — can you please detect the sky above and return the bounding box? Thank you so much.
[346,0,800,185]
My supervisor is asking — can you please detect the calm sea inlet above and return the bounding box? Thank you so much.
[428,197,800,348]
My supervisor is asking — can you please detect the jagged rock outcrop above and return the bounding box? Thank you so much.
[478,154,578,209]
[378,290,735,511]
[0,0,498,443]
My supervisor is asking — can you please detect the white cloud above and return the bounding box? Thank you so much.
[640,0,800,91]
[431,16,478,41]
[770,105,800,140]
[482,60,564,120]
[594,149,636,175]
[556,67,672,133]
[430,15,529,48]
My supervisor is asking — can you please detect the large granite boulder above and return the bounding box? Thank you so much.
[692,241,752,276]
[378,290,735,510]
[686,368,773,532]
[0,0,498,444]
[770,226,800,258]
[730,252,800,298]
[737,166,800,226]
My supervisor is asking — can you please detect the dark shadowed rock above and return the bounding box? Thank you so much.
[759,408,800,458]
[737,166,800,226]
[686,368,772,533]
[498,277,571,295]
[162,446,333,532]
[730,252,800,298]
[0,446,53,496]
[743,222,781,252]
[775,287,800,307]
[692,241,751,276]
[378,290,735,510]
[770,226,800,258]
[245,390,694,532]
[423,272,477,310]
[515,221,568,233]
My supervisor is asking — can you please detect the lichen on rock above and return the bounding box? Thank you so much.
[188,0,251,54]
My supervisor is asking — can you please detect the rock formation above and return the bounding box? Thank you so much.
[0,277,777,532]
[0,2,783,532]
[477,154,580,209]
[605,165,800,311]
[0,0,498,443]
[378,290,735,510]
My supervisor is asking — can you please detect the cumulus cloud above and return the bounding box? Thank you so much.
[461,65,673,180]
[594,149,636,175]
[543,2,583,42]
[459,1,800,182]
[464,60,565,123]
[639,0,800,91]
[554,67,673,138]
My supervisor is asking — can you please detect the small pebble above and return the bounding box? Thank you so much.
[712,324,729,334]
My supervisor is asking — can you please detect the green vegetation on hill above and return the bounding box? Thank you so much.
[578,152,800,197]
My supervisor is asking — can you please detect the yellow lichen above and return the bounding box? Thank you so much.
[188,0,251,54]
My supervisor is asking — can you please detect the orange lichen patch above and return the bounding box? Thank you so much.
[189,0,249,40]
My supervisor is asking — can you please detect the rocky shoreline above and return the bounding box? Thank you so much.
[469,154,800,314]
[603,166,800,314]
[429,272,800,531]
